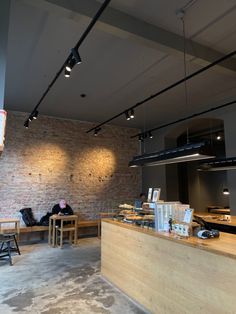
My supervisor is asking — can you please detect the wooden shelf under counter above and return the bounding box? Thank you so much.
[101,219,236,314]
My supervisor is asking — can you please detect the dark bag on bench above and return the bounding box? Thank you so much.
[20,208,37,227]
[39,212,53,226]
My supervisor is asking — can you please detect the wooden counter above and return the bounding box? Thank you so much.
[197,212,236,227]
[101,219,236,314]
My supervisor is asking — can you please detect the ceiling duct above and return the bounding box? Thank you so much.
[198,157,236,171]
[129,142,215,167]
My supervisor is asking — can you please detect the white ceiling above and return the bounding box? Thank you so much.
[4,0,236,131]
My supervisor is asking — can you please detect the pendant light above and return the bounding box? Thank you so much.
[129,10,215,168]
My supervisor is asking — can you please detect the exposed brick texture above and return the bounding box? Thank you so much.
[0,111,141,223]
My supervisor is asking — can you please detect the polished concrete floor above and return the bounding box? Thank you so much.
[0,238,148,314]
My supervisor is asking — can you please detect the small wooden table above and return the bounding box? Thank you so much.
[48,214,78,248]
[0,218,20,237]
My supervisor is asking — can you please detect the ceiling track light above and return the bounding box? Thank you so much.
[125,111,131,121]
[65,58,76,72]
[130,109,134,119]
[24,0,112,129]
[138,135,143,142]
[64,68,71,78]
[28,114,34,122]
[87,50,236,134]
[94,127,101,136]
[24,120,29,129]
[149,131,153,139]
[129,142,215,167]
[71,48,82,65]
[33,110,39,120]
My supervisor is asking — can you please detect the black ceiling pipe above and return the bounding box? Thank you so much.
[87,50,236,134]
[131,99,236,139]
[24,0,111,126]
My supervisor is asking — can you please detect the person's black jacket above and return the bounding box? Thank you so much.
[52,204,73,215]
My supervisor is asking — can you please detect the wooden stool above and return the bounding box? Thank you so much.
[2,233,21,255]
[0,235,15,265]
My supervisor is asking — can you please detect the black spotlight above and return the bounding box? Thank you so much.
[130,108,134,119]
[66,58,76,72]
[138,134,143,142]
[64,68,71,78]
[33,110,39,120]
[24,120,29,128]
[28,114,34,122]
[125,111,131,121]
[71,48,82,64]
[94,127,101,136]
[149,131,153,139]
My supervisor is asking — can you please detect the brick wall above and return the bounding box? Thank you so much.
[0,111,141,223]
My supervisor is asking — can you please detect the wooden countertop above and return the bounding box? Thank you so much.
[102,219,236,260]
[195,212,236,227]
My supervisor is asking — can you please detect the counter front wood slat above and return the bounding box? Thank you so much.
[101,219,236,314]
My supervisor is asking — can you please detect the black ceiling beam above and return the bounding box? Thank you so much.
[131,99,236,139]
[25,0,111,123]
[86,49,236,134]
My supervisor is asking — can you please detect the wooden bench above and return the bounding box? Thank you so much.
[78,220,100,238]
[2,220,100,241]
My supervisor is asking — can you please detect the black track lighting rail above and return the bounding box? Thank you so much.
[24,0,111,127]
[86,50,236,134]
[131,99,236,139]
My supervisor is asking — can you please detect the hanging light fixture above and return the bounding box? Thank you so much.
[223,188,230,195]
[198,157,236,171]
[129,142,215,167]
[129,11,215,168]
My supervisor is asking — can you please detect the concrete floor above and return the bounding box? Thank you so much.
[0,238,148,314]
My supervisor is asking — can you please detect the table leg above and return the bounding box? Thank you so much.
[16,221,20,241]
[74,218,78,245]
[60,220,63,248]
[48,219,52,245]
[52,220,56,247]
[98,220,101,238]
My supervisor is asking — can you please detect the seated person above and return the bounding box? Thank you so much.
[134,193,147,208]
[52,199,73,216]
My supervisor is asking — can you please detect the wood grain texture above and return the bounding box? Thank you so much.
[101,220,236,314]
[197,212,236,227]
